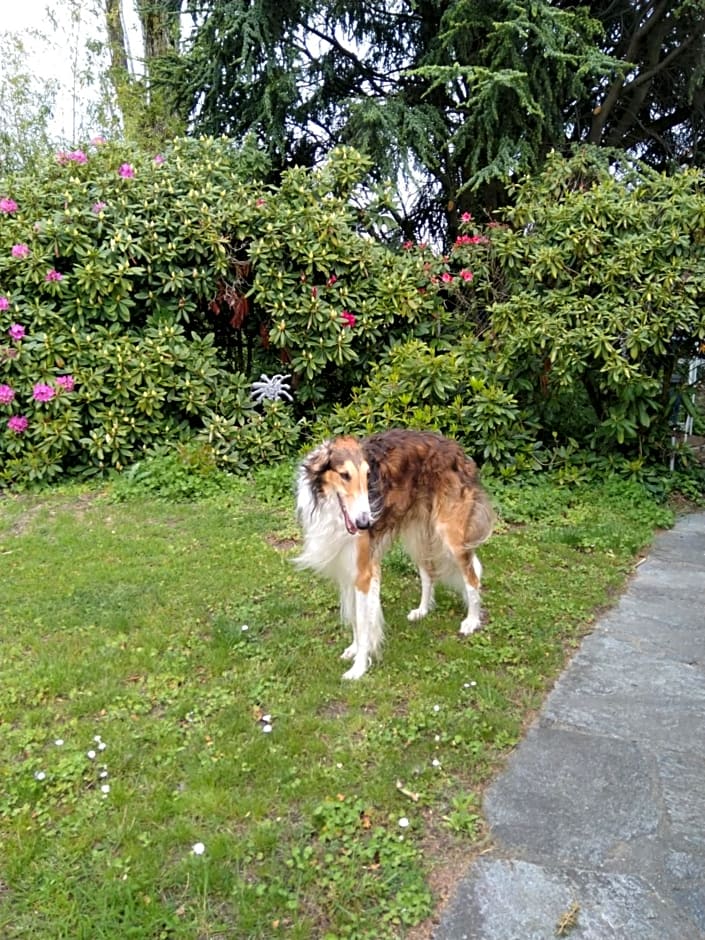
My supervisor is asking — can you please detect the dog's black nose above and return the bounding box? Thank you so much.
[356,512,371,530]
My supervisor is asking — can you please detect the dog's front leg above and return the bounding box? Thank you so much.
[342,580,381,680]
[342,537,383,680]
[339,585,357,660]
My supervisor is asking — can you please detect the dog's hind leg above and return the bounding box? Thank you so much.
[407,566,436,621]
[459,553,483,635]
[435,509,485,636]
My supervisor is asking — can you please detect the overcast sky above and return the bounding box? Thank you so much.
[3,0,57,35]
[3,1,72,85]
[2,0,141,141]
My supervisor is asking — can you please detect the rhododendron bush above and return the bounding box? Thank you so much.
[2,137,703,489]
[323,150,705,473]
[486,150,705,458]
[0,139,470,486]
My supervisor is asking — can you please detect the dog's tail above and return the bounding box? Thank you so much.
[466,477,495,549]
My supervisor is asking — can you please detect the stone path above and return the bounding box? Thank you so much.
[436,512,705,940]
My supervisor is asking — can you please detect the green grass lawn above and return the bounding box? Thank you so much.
[0,474,673,939]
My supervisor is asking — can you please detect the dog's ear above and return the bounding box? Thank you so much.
[304,440,332,475]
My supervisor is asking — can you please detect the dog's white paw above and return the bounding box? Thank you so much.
[342,661,368,680]
[406,599,436,623]
[407,606,429,622]
[340,643,357,661]
[459,614,481,635]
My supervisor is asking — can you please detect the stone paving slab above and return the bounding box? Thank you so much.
[599,600,705,662]
[435,512,705,940]
[440,859,699,940]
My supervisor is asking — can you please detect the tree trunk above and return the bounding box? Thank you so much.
[103,0,184,146]
[104,0,136,129]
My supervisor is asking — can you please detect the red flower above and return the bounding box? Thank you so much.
[341,310,356,327]
[454,234,487,248]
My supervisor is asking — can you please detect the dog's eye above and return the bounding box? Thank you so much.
[338,470,351,482]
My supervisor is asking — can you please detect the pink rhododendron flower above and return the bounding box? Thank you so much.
[0,197,18,213]
[0,384,15,404]
[255,197,267,207]
[92,201,107,214]
[11,243,29,258]
[33,383,55,402]
[153,154,165,165]
[55,375,75,392]
[460,212,473,222]
[8,415,28,433]
[327,275,337,286]
[0,296,9,311]
[441,272,453,283]
[454,234,487,248]
[118,163,135,178]
[57,149,88,164]
[45,268,63,282]
[459,269,474,281]
[341,310,356,327]
[8,323,25,341]
[402,240,414,250]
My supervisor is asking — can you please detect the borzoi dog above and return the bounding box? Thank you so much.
[295,430,494,679]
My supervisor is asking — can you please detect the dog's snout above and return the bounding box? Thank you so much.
[356,512,371,530]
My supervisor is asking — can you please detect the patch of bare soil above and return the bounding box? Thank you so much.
[316,699,350,719]
[3,490,103,536]
[407,818,494,940]
[264,532,300,551]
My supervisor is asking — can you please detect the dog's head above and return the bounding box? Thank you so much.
[303,437,372,535]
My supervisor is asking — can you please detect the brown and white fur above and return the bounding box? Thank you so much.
[295,429,494,680]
